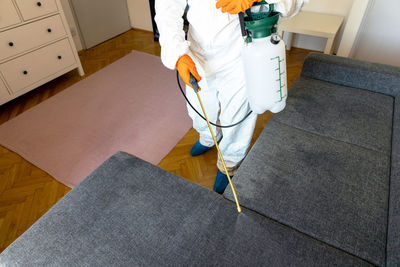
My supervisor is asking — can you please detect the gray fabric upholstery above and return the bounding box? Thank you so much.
[301,53,400,97]
[225,53,400,266]
[0,152,369,266]
[273,76,393,154]
[225,120,390,266]
[387,97,400,266]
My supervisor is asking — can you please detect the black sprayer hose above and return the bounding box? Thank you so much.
[176,71,253,128]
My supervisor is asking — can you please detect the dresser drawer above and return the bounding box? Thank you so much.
[14,0,58,21]
[0,0,22,29]
[0,38,76,93]
[0,77,10,99]
[0,15,66,61]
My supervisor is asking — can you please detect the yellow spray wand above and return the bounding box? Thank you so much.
[189,74,242,213]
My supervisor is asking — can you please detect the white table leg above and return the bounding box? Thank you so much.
[285,32,293,51]
[324,37,334,54]
[278,29,284,38]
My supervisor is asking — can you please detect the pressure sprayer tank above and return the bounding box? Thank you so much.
[241,2,287,114]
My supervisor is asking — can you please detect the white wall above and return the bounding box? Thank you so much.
[352,0,400,67]
[127,0,153,31]
[60,0,83,51]
[336,0,370,57]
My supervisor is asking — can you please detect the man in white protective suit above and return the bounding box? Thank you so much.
[155,0,305,194]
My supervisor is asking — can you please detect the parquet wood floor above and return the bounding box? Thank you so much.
[0,28,313,252]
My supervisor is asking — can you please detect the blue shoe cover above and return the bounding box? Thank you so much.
[213,170,232,194]
[190,140,213,156]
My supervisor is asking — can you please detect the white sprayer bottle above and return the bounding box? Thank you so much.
[240,2,287,114]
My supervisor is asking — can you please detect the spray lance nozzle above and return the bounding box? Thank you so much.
[189,73,200,93]
[239,0,280,43]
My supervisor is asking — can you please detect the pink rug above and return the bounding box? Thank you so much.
[0,51,192,188]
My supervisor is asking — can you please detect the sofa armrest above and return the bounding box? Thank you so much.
[301,53,400,97]
[387,96,400,266]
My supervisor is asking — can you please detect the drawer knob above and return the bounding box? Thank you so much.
[23,70,28,75]
[58,55,62,60]
[47,28,52,33]
[8,42,14,47]
[37,2,42,7]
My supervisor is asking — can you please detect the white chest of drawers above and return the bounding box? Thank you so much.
[0,0,84,105]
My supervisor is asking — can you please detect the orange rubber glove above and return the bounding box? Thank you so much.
[216,0,261,14]
[176,54,202,90]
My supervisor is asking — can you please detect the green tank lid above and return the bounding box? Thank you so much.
[244,1,280,42]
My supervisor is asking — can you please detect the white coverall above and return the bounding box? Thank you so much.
[155,0,304,175]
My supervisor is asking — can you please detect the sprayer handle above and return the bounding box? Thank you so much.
[189,73,200,93]
[239,12,247,37]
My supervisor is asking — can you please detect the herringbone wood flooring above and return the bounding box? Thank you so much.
[0,28,313,252]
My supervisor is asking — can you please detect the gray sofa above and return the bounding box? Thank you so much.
[1,53,399,266]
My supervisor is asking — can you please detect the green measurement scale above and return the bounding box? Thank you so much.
[271,55,286,102]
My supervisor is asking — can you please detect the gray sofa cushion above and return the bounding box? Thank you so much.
[0,152,369,266]
[225,120,390,266]
[274,76,393,154]
[301,53,400,97]
[387,97,400,266]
